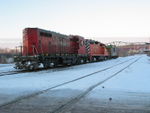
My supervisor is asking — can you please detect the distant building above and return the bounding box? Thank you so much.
[144,43,150,56]
[117,43,150,56]
[0,48,16,63]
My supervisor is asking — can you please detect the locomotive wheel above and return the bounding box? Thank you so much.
[28,63,39,70]
[43,61,51,69]
[77,58,84,64]
[92,57,97,62]
[80,59,84,64]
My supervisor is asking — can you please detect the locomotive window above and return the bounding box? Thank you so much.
[40,32,52,37]
[95,41,99,44]
[80,40,84,46]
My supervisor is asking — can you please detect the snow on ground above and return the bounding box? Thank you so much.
[63,54,150,113]
[0,55,137,105]
[0,64,13,67]
[54,57,139,91]
[0,54,150,113]
[0,55,137,92]
[0,64,15,72]
[0,55,144,105]
[69,54,150,113]
[92,54,150,93]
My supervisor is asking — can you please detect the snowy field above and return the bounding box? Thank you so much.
[0,54,150,113]
[0,64,14,72]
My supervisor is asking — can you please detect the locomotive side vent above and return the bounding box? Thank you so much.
[40,32,52,37]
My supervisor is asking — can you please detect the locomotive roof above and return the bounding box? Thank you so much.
[25,28,68,38]
[38,28,68,38]
[86,39,105,45]
[39,29,68,38]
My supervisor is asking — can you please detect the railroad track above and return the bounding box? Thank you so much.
[0,58,130,77]
[0,57,137,78]
[0,61,93,77]
[0,71,24,77]
[0,57,137,109]
[0,65,72,77]
[0,65,11,68]
[50,57,141,113]
[0,61,90,77]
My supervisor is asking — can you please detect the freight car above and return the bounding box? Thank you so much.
[106,45,118,58]
[14,28,118,70]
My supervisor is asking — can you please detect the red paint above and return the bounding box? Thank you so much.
[23,28,109,57]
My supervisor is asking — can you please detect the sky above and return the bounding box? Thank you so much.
[0,0,150,48]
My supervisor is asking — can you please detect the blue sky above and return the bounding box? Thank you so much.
[0,0,150,48]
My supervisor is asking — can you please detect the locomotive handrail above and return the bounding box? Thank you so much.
[32,45,39,55]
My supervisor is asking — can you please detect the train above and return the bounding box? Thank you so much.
[14,28,118,70]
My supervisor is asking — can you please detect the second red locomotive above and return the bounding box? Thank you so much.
[14,28,117,70]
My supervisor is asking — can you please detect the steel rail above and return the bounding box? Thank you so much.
[50,57,141,113]
[0,57,137,109]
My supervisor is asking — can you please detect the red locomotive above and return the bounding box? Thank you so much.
[14,28,118,70]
